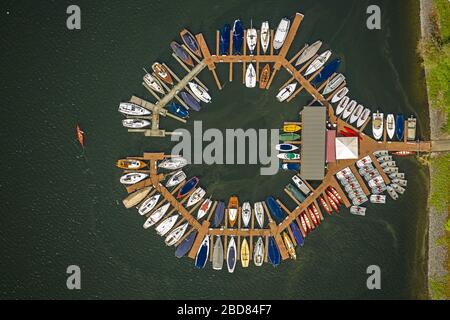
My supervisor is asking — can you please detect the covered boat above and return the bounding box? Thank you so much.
[213,201,225,227]
[227,237,237,273]
[180,91,201,111]
[331,86,348,103]
[266,196,284,221]
[212,236,224,270]
[219,24,231,55]
[290,222,304,246]
[323,73,345,95]
[232,20,244,54]
[170,41,194,67]
[120,172,148,185]
[268,237,281,267]
[166,170,186,188]
[180,29,202,58]
[175,230,197,258]
[227,196,239,227]
[253,237,265,267]
[122,186,151,209]
[357,108,371,128]
[396,114,404,140]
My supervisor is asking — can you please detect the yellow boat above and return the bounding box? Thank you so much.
[283,232,297,260]
[117,159,147,170]
[283,124,301,133]
[240,238,250,268]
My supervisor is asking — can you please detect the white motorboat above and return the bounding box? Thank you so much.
[378,155,393,162]
[342,100,357,120]
[370,195,386,204]
[386,114,395,140]
[350,206,366,216]
[156,214,179,236]
[292,176,311,195]
[188,82,211,103]
[186,187,206,207]
[138,194,160,216]
[372,111,384,140]
[143,202,171,228]
[246,25,257,53]
[165,222,188,246]
[276,83,297,102]
[322,73,345,95]
[118,102,151,116]
[391,183,405,194]
[254,202,264,228]
[119,172,148,185]
[158,157,188,170]
[245,63,257,88]
[386,185,399,200]
[389,172,405,179]
[380,161,396,168]
[357,108,371,128]
[304,50,332,76]
[273,18,290,50]
[392,178,407,187]
[253,237,265,267]
[336,96,349,116]
[295,40,323,66]
[260,21,270,53]
[349,105,364,124]
[165,170,186,188]
[143,73,164,94]
[197,198,212,220]
[241,202,251,227]
[331,86,348,103]
[374,150,389,157]
[122,119,151,129]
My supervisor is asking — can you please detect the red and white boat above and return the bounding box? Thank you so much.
[392,151,416,156]
[300,214,308,234]
[307,207,318,226]
[303,213,313,231]
[319,196,332,215]
[327,195,339,213]
[326,189,341,206]
[311,204,321,223]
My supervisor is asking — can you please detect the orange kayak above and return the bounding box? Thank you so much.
[76,124,84,147]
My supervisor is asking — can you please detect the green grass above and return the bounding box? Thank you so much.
[430,275,449,300]
[434,0,450,41]
[430,154,450,212]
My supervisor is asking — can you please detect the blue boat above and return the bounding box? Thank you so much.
[180,91,201,111]
[268,237,281,267]
[177,176,199,198]
[266,196,285,221]
[220,24,231,55]
[281,163,300,171]
[175,230,197,258]
[213,201,225,227]
[312,59,341,85]
[168,103,189,119]
[194,236,210,269]
[290,222,304,246]
[396,114,404,141]
[232,20,244,54]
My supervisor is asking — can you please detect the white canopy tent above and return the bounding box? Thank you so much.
[335,137,359,160]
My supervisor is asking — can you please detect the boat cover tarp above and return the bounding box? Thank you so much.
[326,130,336,163]
[335,137,359,160]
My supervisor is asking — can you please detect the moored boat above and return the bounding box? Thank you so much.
[260,21,270,53]
[259,64,270,89]
[290,222,304,246]
[266,196,284,221]
[286,183,306,203]
[276,83,297,102]
[232,20,244,54]
[152,62,173,85]
[158,157,188,170]
[253,237,265,266]
[168,103,189,119]
[273,18,290,50]
[276,143,299,152]
[186,187,206,207]
[241,238,250,268]
[120,172,148,185]
[277,152,300,160]
[194,235,210,269]
[331,86,348,104]
[227,196,239,227]
[279,132,300,142]
[165,222,188,246]
[372,111,384,140]
[170,41,194,67]
[118,102,151,116]
[386,114,395,140]
[188,82,211,103]
[177,176,199,198]
[292,176,311,195]
[268,236,281,267]
[227,236,237,273]
[407,115,417,141]
[138,194,160,216]
[143,73,164,94]
[396,114,405,140]
[342,100,357,120]
[254,202,265,228]
[370,195,386,204]
[336,96,349,116]
[246,24,257,53]
[175,230,197,258]
[349,105,364,124]
[241,202,251,227]
[180,29,202,58]
[212,236,224,270]
[219,24,231,55]
[122,119,151,129]
[122,186,151,209]
[350,206,366,216]
[156,214,179,236]
[180,91,201,112]
[322,73,345,95]
[283,232,296,260]
[304,50,332,76]
[283,124,301,132]
[197,198,212,219]
[117,159,147,170]
[356,108,371,128]
[213,201,225,227]
[245,63,257,88]
[295,40,323,66]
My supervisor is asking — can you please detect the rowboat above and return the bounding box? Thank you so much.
[336,96,349,116]
[156,214,179,236]
[389,172,405,179]
[396,114,404,140]
[283,232,296,260]
[253,237,265,267]
[303,213,313,231]
[213,201,225,227]
[311,204,321,222]
[392,150,416,156]
[120,173,148,185]
[180,29,202,58]
[328,187,343,204]
[241,202,251,227]
[348,105,363,125]
[143,202,172,229]
[295,40,323,66]
[313,59,341,85]
[175,230,197,258]
[241,238,250,268]
[370,195,386,204]
[260,21,270,53]
[391,183,405,194]
[331,87,348,104]
[197,198,212,219]
[177,176,199,198]
[292,176,311,195]
[259,64,271,89]
[227,196,239,227]
[165,222,188,246]
[273,18,290,50]
[374,150,389,157]
[76,124,85,148]
[118,102,151,116]
[281,163,300,171]
[407,115,417,141]
[138,194,160,216]
[290,222,304,246]
[143,73,164,94]
[299,214,308,233]
[307,207,319,226]
[304,50,332,76]
[342,100,357,120]
[327,194,339,213]
[380,160,396,168]
[122,186,152,209]
[245,63,257,88]
[266,196,284,220]
[246,23,257,53]
[319,196,332,215]
[372,111,384,140]
[117,159,146,170]
[219,24,231,55]
[283,124,301,132]
[227,237,237,273]
[384,114,395,140]
[212,236,224,270]
[392,178,407,187]
[268,237,281,267]
[276,143,298,152]
[357,108,371,128]
[386,186,399,200]
[122,119,151,129]
[277,152,300,160]
[152,63,173,85]
[276,83,297,102]
[180,91,201,111]
[286,183,306,203]
[326,189,341,207]
[168,103,189,119]
[350,206,366,216]
[279,133,300,141]
[194,235,209,269]
[254,202,264,228]
[232,20,244,54]
[188,82,211,103]
[186,187,206,207]
[170,41,194,67]
[159,157,188,170]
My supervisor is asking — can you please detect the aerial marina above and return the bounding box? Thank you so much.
[113,11,445,272]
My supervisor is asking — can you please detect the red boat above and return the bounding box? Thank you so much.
[299,214,308,234]
[392,151,416,156]
[342,126,364,141]
[303,213,313,231]
[326,190,341,209]
[319,196,332,215]
[339,130,354,137]
[343,126,358,135]
[327,194,340,213]
[328,187,343,204]
[310,205,321,224]
[76,124,84,147]
[307,207,318,226]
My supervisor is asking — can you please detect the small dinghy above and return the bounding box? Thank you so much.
[180,91,201,111]
[245,63,257,88]
[158,157,188,170]
[165,222,189,246]
[194,235,210,269]
[260,21,270,53]
[277,153,300,160]
[186,187,206,207]
[276,83,297,102]
[276,143,299,152]
[313,58,340,84]
[254,202,265,228]
[331,87,348,103]
[188,82,211,103]
[295,40,323,66]
[342,100,357,120]
[138,194,160,216]
[304,50,332,76]
[241,202,251,227]
[156,214,179,236]
[396,114,405,141]
[175,230,197,258]
[212,236,224,270]
[122,119,151,129]
[349,105,364,124]
[118,102,151,116]
[143,73,164,94]
[253,237,265,267]
[143,203,171,228]
[227,237,237,273]
[357,108,371,128]
[120,173,148,185]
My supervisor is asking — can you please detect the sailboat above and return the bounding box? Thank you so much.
[260,21,270,53]
[245,63,257,88]
[295,40,323,66]
[246,20,257,53]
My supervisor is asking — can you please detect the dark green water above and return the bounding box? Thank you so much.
[1,0,430,299]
